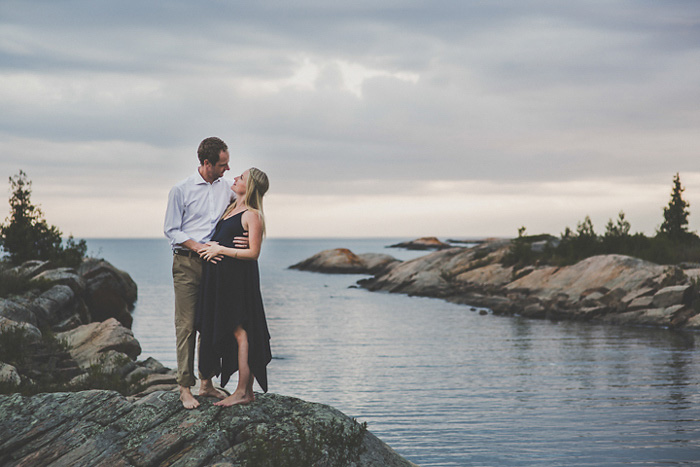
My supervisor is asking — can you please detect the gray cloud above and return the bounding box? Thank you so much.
[1,1,699,236]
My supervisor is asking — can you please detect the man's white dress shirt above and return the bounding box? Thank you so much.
[164,170,234,250]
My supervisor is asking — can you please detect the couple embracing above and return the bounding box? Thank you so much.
[164,137,271,409]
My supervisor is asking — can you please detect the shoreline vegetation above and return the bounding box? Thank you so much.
[0,171,415,466]
[291,173,700,330]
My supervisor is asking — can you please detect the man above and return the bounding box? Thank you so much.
[164,136,238,409]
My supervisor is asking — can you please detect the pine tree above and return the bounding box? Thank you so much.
[605,211,631,238]
[0,170,86,265]
[659,173,691,241]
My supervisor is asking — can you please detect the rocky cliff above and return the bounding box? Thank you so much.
[0,257,176,396]
[293,239,700,329]
[0,389,416,467]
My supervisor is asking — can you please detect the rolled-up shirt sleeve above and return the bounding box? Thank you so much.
[164,185,191,248]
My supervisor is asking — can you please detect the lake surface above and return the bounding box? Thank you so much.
[86,238,700,466]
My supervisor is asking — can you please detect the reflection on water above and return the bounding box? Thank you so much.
[87,238,700,466]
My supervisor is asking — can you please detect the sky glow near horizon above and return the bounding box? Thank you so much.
[1,1,699,239]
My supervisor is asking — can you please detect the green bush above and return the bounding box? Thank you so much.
[503,175,700,268]
[505,217,700,268]
[502,227,557,270]
[70,353,142,396]
[0,325,71,395]
[0,326,35,368]
[0,266,53,298]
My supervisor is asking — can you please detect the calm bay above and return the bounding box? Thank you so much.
[86,238,700,466]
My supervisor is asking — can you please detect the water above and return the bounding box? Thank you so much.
[85,238,700,466]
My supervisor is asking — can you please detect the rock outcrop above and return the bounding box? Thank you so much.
[293,239,700,329]
[1,258,136,331]
[57,317,142,371]
[79,258,138,328]
[0,259,415,466]
[0,258,174,397]
[290,248,400,274]
[388,236,452,250]
[0,390,416,467]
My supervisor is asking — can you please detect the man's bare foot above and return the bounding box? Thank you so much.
[213,392,255,407]
[179,386,200,409]
[199,384,227,400]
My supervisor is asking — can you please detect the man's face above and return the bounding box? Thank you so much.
[204,150,230,181]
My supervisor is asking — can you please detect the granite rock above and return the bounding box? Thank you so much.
[56,318,141,369]
[651,285,693,308]
[31,268,86,295]
[295,239,700,329]
[628,295,654,311]
[7,260,52,279]
[0,299,39,328]
[0,316,42,344]
[31,285,79,327]
[290,248,399,274]
[0,390,417,467]
[0,363,21,386]
[388,236,452,250]
[505,255,665,302]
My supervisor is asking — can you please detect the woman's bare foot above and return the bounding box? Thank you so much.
[179,386,200,409]
[198,379,228,400]
[213,391,255,407]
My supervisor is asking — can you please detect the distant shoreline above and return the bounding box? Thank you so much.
[292,238,700,331]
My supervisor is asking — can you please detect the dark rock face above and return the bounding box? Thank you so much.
[79,258,138,328]
[31,285,84,327]
[0,317,41,344]
[0,258,168,396]
[0,298,39,328]
[0,390,416,467]
[0,257,136,331]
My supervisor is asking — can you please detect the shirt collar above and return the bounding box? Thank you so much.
[194,168,222,185]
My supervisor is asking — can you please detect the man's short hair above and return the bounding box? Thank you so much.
[197,137,228,165]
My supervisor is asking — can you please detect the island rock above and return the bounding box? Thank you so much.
[290,248,400,274]
[388,236,452,250]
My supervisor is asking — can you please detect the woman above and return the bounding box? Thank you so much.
[195,167,271,406]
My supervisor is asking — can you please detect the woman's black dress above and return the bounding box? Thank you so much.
[195,210,271,391]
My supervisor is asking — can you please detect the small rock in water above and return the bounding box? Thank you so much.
[479,310,488,316]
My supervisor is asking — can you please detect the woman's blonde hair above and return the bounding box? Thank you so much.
[222,167,269,235]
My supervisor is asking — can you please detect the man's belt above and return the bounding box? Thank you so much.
[174,249,200,259]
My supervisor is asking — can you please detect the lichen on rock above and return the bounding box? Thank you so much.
[0,390,417,467]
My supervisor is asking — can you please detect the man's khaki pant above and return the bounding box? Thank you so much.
[172,254,203,387]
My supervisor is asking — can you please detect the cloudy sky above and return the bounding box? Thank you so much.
[1,1,699,239]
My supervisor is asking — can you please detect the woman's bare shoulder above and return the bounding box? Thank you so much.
[242,209,262,227]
